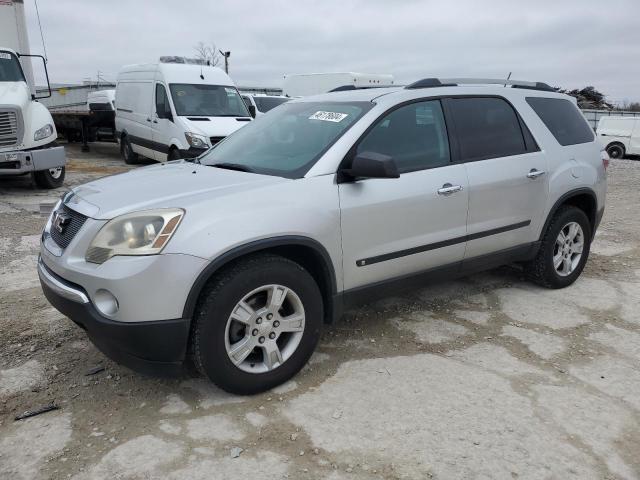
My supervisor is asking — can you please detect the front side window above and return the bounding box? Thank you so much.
[526,97,594,146]
[449,97,527,161]
[200,101,371,178]
[169,84,250,117]
[155,84,170,117]
[356,100,451,173]
[0,51,26,82]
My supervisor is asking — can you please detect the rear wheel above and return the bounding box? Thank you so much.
[33,167,65,189]
[606,143,625,159]
[191,254,323,394]
[525,206,591,288]
[120,135,139,165]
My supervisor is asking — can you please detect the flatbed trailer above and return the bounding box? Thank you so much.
[50,108,115,152]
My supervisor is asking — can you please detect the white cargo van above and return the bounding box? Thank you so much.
[596,116,640,159]
[115,59,251,164]
[87,89,115,112]
[282,72,394,97]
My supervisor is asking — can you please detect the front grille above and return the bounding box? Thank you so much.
[0,111,19,148]
[50,204,88,249]
[210,136,225,146]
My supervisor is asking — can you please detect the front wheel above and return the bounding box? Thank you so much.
[525,206,592,288]
[33,167,65,189]
[191,254,323,394]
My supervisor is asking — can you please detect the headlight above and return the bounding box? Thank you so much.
[86,208,184,264]
[34,124,54,141]
[185,132,208,149]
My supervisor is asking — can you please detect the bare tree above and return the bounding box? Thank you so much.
[194,42,220,67]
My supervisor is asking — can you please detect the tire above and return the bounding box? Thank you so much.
[167,148,182,161]
[606,143,625,160]
[525,205,592,289]
[120,135,139,165]
[33,167,65,189]
[191,254,323,394]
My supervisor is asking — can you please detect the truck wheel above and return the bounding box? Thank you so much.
[191,254,323,395]
[121,135,139,165]
[525,206,591,289]
[606,144,624,159]
[33,167,65,189]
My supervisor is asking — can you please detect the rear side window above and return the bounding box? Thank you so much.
[448,97,528,161]
[526,97,594,146]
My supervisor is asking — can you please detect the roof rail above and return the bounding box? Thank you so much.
[405,78,554,92]
[328,85,391,92]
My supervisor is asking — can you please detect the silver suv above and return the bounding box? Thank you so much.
[39,78,607,394]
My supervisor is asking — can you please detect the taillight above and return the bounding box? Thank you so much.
[601,150,610,171]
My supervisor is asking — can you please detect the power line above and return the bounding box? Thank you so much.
[33,0,48,61]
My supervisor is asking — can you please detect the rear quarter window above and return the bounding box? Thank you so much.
[526,97,594,146]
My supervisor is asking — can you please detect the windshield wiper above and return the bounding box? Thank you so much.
[210,162,254,173]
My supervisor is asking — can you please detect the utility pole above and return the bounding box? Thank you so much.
[219,50,231,74]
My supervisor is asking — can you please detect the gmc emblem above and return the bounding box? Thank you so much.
[52,210,71,234]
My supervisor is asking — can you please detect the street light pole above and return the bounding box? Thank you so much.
[219,50,231,74]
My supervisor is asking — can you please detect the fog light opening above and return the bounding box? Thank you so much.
[94,289,119,316]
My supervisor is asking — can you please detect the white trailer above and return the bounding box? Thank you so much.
[282,72,395,97]
[0,0,66,188]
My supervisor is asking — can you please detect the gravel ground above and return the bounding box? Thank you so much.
[1,142,639,480]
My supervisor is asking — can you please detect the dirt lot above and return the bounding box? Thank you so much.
[1,142,639,479]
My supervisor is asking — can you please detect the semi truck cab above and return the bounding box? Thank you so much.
[0,48,66,188]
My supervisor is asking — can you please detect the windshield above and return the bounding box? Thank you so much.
[254,96,289,112]
[200,101,372,178]
[0,52,26,82]
[169,84,250,117]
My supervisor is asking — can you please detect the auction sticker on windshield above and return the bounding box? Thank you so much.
[309,111,349,122]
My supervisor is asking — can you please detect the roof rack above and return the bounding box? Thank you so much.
[405,78,554,92]
[328,85,391,92]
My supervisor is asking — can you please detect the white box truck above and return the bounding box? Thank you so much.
[282,72,395,97]
[0,0,66,188]
[596,116,640,159]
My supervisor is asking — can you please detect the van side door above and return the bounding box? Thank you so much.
[339,99,469,291]
[116,80,155,159]
[445,96,548,261]
[631,119,640,155]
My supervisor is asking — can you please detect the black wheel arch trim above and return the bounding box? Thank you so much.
[182,236,339,322]
[540,187,599,241]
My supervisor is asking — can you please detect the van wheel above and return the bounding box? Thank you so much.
[191,254,323,395]
[606,144,625,159]
[33,167,65,189]
[167,148,181,161]
[525,206,591,289]
[121,135,139,165]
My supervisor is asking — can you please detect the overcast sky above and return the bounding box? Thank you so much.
[23,0,640,104]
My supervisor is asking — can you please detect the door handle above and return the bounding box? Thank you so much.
[153,119,158,124]
[146,117,152,122]
[437,183,463,195]
[527,168,546,179]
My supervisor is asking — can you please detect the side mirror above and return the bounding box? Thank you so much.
[157,108,173,122]
[342,151,400,181]
[248,105,257,118]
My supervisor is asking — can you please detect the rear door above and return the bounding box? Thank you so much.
[445,96,547,259]
[339,99,469,290]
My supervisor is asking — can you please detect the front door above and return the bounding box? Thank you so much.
[151,83,173,161]
[339,99,469,290]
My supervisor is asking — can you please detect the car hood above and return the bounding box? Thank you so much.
[65,161,285,220]
[0,82,30,109]
[180,116,251,138]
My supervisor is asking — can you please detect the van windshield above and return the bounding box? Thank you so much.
[169,84,249,117]
[199,101,372,178]
[0,52,26,82]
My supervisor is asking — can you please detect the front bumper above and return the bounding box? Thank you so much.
[38,257,190,376]
[0,145,66,176]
